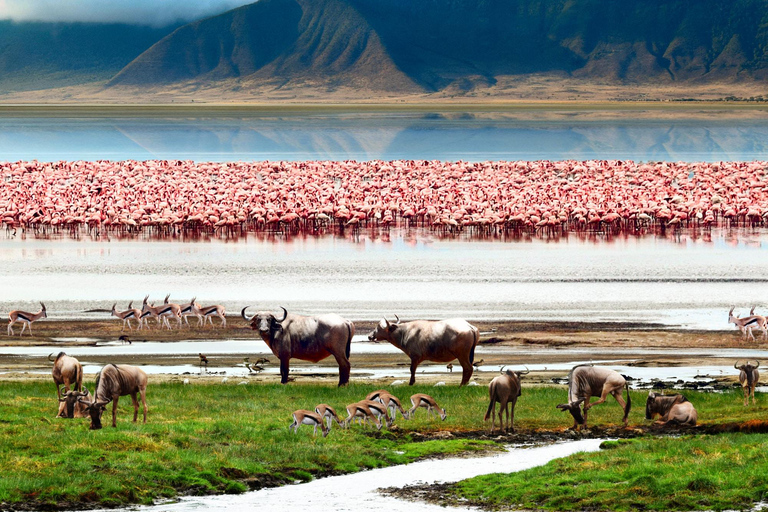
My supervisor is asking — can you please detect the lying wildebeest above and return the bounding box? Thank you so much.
[58,388,91,418]
[556,364,631,429]
[645,392,697,426]
[241,306,354,386]
[485,366,528,433]
[49,352,83,399]
[735,360,760,406]
[367,315,479,385]
[79,364,148,429]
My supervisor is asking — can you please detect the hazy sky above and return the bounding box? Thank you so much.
[0,0,257,26]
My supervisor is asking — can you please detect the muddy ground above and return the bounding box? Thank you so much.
[0,318,760,389]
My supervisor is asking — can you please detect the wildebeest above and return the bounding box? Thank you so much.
[556,364,631,429]
[241,306,354,386]
[645,392,697,426]
[485,367,528,433]
[735,360,760,406]
[367,316,479,385]
[79,364,148,429]
[58,388,91,418]
[49,352,83,399]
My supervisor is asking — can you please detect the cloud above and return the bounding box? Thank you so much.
[0,0,257,26]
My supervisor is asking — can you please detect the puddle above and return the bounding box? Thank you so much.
[91,439,604,512]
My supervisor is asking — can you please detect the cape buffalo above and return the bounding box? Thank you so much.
[49,352,82,399]
[241,306,354,386]
[367,316,479,385]
[646,392,697,426]
[80,364,148,429]
[556,364,631,429]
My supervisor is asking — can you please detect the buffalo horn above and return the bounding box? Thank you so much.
[277,307,288,322]
[241,306,253,321]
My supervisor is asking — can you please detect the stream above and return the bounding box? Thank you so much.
[98,439,604,512]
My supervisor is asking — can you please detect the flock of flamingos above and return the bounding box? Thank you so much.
[0,159,767,237]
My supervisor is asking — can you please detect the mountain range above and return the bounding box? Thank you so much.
[3,0,768,100]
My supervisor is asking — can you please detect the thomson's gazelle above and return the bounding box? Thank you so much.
[8,302,47,336]
[289,409,329,437]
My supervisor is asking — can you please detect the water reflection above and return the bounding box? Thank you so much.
[2,114,768,162]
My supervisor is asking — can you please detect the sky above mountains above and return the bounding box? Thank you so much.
[0,0,255,26]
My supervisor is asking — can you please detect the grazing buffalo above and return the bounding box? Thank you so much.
[80,364,148,429]
[735,360,760,406]
[58,388,91,418]
[646,392,697,426]
[556,364,631,429]
[49,352,83,399]
[485,367,528,433]
[241,306,354,386]
[367,316,479,385]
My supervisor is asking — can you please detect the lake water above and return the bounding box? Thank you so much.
[1,227,767,329]
[3,112,768,162]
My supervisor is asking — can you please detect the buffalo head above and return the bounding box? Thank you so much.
[79,397,109,430]
[58,387,89,418]
[556,399,585,425]
[367,315,400,342]
[242,306,287,339]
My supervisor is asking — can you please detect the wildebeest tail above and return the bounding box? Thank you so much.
[73,364,81,392]
[623,381,632,423]
[345,322,352,359]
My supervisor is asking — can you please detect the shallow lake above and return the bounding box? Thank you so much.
[0,228,767,329]
[3,112,768,162]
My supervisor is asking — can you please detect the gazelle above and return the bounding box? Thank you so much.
[366,390,410,420]
[315,404,343,430]
[188,299,227,328]
[111,301,141,331]
[408,393,447,420]
[178,297,200,326]
[160,294,184,328]
[8,302,47,336]
[728,307,768,341]
[289,410,329,437]
[342,401,384,430]
[140,296,174,329]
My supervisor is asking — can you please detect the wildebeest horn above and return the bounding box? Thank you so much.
[735,361,741,369]
[241,306,253,321]
[394,314,400,324]
[499,365,506,374]
[277,307,288,322]
[519,366,530,375]
[48,352,55,362]
[754,360,760,368]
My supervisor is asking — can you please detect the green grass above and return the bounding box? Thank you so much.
[0,381,765,509]
[449,434,768,511]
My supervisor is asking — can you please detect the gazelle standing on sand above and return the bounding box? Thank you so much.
[728,307,768,341]
[111,302,142,331]
[8,302,47,336]
[408,393,447,420]
[289,410,329,437]
[141,296,172,329]
[190,300,227,328]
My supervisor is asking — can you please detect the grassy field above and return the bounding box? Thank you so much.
[0,380,765,510]
[447,434,768,511]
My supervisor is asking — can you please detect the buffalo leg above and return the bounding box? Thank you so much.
[409,360,419,386]
[332,351,350,387]
[280,358,290,384]
[111,396,120,427]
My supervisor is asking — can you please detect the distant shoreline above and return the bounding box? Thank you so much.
[2,101,768,119]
